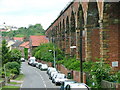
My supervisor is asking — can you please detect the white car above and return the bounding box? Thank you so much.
[20,58,25,62]
[48,68,57,75]
[66,83,90,90]
[32,61,38,67]
[54,74,67,85]
[40,64,48,71]
[60,80,77,90]
[47,67,53,74]
[36,63,42,68]
[28,57,36,65]
[49,71,58,80]
[52,73,59,83]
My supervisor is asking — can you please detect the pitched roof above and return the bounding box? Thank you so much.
[7,40,15,47]
[19,41,29,48]
[12,41,23,47]
[13,37,24,41]
[30,35,49,46]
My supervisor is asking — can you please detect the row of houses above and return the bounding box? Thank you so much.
[0,23,18,32]
[6,35,49,58]
[45,1,120,70]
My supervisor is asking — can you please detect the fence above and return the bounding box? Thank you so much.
[101,80,120,90]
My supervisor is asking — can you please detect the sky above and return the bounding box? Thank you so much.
[0,0,71,30]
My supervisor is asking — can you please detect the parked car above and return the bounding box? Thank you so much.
[49,71,58,80]
[32,61,38,67]
[40,64,48,71]
[54,73,67,85]
[65,83,90,90]
[28,60,33,65]
[47,67,53,74]
[60,80,77,90]
[52,73,59,83]
[47,68,57,75]
[20,58,25,62]
[36,63,42,68]
[28,57,36,65]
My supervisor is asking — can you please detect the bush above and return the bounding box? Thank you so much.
[33,43,64,62]
[107,71,120,83]
[11,68,19,75]
[5,62,20,75]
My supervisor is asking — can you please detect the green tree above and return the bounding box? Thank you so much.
[5,62,21,75]
[2,24,45,39]
[10,49,22,64]
[2,40,11,66]
[33,43,64,62]
[24,48,28,59]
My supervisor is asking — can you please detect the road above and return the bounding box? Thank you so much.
[20,62,60,89]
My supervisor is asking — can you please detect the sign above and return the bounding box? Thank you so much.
[112,61,118,67]
[70,46,76,49]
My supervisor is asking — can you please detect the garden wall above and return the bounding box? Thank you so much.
[56,64,86,83]
[101,80,120,90]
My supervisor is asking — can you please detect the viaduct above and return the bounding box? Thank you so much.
[45,0,120,70]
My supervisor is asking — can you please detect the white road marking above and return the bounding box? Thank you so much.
[35,70,47,89]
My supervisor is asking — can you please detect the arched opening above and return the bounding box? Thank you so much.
[77,4,84,59]
[86,0,100,61]
[70,11,76,32]
[70,10,76,56]
[62,19,65,52]
[59,22,62,49]
[87,0,99,28]
[66,16,70,54]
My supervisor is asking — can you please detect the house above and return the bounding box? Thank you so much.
[12,40,23,49]
[7,40,15,50]
[29,35,49,55]
[13,37,24,42]
[19,41,29,57]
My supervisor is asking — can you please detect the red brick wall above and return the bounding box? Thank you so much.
[56,64,86,83]
[37,60,52,67]
[107,25,119,70]
[58,64,71,76]
[73,71,86,83]
[91,29,100,61]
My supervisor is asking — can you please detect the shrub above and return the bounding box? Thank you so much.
[11,68,19,75]
[5,62,20,75]
[33,43,64,62]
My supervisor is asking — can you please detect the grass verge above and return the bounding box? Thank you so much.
[1,85,20,90]
[14,74,25,81]
[8,82,21,85]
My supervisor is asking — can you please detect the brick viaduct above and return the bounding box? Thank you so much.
[45,0,120,70]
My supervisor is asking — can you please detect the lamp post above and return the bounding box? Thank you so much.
[80,28,83,83]
[49,49,56,68]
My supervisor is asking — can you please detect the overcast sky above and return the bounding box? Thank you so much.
[0,0,71,30]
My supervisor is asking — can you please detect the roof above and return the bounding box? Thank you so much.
[30,35,49,46]
[13,37,24,41]
[7,40,15,47]
[12,41,23,47]
[19,41,29,48]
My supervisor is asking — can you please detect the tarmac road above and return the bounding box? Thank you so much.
[20,61,60,89]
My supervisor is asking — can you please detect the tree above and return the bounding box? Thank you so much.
[33,43,64,62]
[24,48,28,60]
[2,40,11,66]
[10,49,22,64]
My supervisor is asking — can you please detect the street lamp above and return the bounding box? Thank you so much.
[49,49,56,68]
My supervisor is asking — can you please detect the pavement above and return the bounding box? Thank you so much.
[20,61,60,89]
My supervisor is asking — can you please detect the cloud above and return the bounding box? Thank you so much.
[0,0,70,30]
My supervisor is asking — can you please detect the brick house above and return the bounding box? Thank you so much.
[19,41,29,57]
[29,35,49,56]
